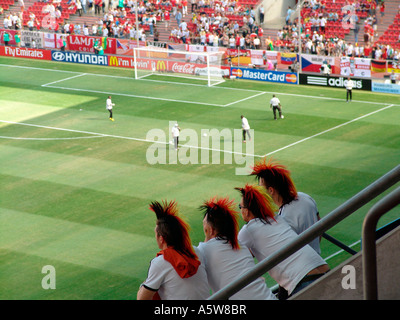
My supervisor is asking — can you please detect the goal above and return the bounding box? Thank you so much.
[133,46,227,87]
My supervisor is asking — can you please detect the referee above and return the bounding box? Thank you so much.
[270,94,284,120]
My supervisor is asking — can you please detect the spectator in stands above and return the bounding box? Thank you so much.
[259,4,264,24]
[228,34,235,48]
[379,1,385,17]
[3,30,10,45]
[14,31,20,47]
[390,71,398,84]
[88,0,93,13]
[191,0,197,13]
[176,9,182,27]
[286,6,292,25]
[137,200,210,300]
[163,9,171,30]
[18,0,24,12]
[197,196,277,300]
[250,158,322,254]
[76,0,83,16]
[236,184,329,300]
[94,0,101,15]
[347,42,354,57]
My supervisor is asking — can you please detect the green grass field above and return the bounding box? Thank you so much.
[1,56,399,300]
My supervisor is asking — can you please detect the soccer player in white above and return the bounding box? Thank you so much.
[171,123,180,150]
[106,96,115,121]
[236,184,329,299]
[270,94,284,120]
[197,197,277,300]
[137,200,210,300]
[241,115,251,143]
[345,77,354,102]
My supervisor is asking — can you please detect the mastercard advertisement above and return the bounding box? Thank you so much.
[231,68,298,84]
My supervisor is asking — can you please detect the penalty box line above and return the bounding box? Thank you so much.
[41,73,88,87]
[41,84,230,107]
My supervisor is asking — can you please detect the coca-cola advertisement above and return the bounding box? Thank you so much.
[67,35,116,54]
[171,62,197,74]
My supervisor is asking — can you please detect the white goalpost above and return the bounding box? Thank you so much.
[133,47,228,87]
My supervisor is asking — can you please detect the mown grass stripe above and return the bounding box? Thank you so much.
[0,209,156,278]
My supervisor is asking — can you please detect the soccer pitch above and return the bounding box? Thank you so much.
[0,56,399,299]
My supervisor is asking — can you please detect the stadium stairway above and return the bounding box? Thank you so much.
[291,224,400,300]
[66,8,102,31]
[374,0,399,45]
[344,0,399,46]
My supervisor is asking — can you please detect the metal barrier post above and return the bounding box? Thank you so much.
[362,187,400,300]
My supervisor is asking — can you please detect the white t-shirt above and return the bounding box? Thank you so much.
[270,97,280,106]
[279,192,320,254]
[241,117,250,130]
[197,238,276,300]
[171,126,180,137]
[106,98,114,110]
[238,216,327,295]
[142,247,210,300]
[346,79,354,90]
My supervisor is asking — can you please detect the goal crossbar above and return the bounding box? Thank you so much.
[133,47,227,87]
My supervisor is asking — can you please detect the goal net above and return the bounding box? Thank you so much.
[133,47,228,87]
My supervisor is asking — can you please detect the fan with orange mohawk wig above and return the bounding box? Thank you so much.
[199,197,240,250]
[250,157,297,205]
[235,184,276,224]
[149,200,200,279]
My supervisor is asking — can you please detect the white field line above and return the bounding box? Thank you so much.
[41,85,228,107]
[41,73,87,87]
[0,102,395,158]
[224,92,266,107]
[0,135,105,141]
[323,240,361,262]
[264,104,395,157]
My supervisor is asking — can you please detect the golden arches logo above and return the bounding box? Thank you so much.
[156,60,167,71]
[108,56,119,67]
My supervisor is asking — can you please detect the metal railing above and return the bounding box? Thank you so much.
[209,164,400,300]
[362,186,400,300]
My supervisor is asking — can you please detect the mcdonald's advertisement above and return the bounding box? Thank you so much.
[106,56,230,76]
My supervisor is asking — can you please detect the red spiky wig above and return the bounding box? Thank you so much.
[149,200,197,260]
[199,197,240,250]
[235,184,276,223]
[250,158,297,204]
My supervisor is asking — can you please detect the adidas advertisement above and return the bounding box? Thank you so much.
[299,74,371,91]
